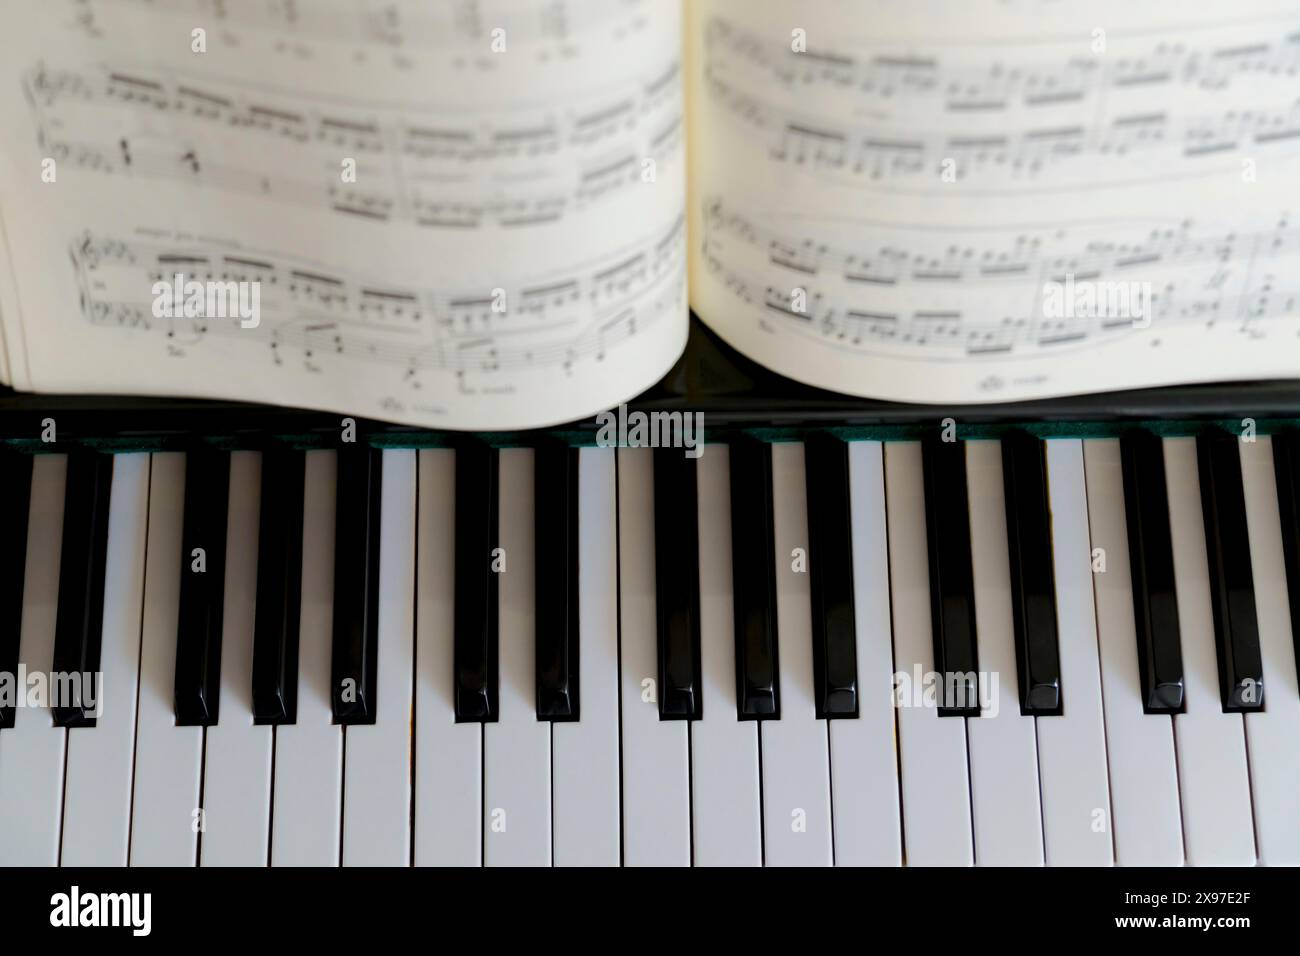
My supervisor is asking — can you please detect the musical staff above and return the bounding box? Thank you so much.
[69,213,686,380]
[708,67,1300,185]
[704,199,1300,290]
[702,198,1300,361]
[703,13,1300,191]
[25,58,682,229]
[705,16,1300,112]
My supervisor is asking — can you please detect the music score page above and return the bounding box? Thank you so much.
[0,0,687,429]
[687,0,1300,403]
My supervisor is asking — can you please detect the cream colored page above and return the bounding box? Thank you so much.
[0,299,13,387]
[0,0,686,430]
[0,205,23,388]
[0,202,13,388]
[688,0,1300,404]
[0,314,11,387]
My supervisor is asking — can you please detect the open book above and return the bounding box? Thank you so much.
[1,0,1298,430]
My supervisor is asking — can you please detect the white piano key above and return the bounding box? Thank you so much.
[617,447,690,866]
[129,453,203,866]
[61,453,150,866]
[764,443,833,866]
[0,455,67,865]
[200,452,272,866]
[342,449,415,866]
[964,441,1044,866]
[830,441,902,866]
[484,448,551,866]
[1239,437,1300,865]
[1081,440,1183,865]
[1037,440,1112,866]
[414,448,481,866]
[552,447,620,866]
[1163,437,1256,865]
[690,446,762,867]
[271,450,342,866]
[884,442,973,866]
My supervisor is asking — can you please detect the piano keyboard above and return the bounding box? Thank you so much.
[1,431,1298,867]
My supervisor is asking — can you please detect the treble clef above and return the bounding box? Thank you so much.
[76,232,101,269]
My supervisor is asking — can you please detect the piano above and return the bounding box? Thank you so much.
[1,318,1299,867]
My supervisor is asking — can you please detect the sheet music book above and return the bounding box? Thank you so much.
[0,0,1297,429]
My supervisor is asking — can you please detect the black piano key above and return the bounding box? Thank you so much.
[804,435,858,718]
[653,448,702,720]
[1197,429,1265,712]
[728,437,779,719]
[1119,431,1186,713]
[921,436,980,717]
[1000,432,1062,715]
[534,443,580,721]
[454,441,499,722]
[1271,428,1300,680]
[251,447,306,725]
[52,450,114,728]
[0,450,34,730]
[174,447,231,726]
[330,445,383,725]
